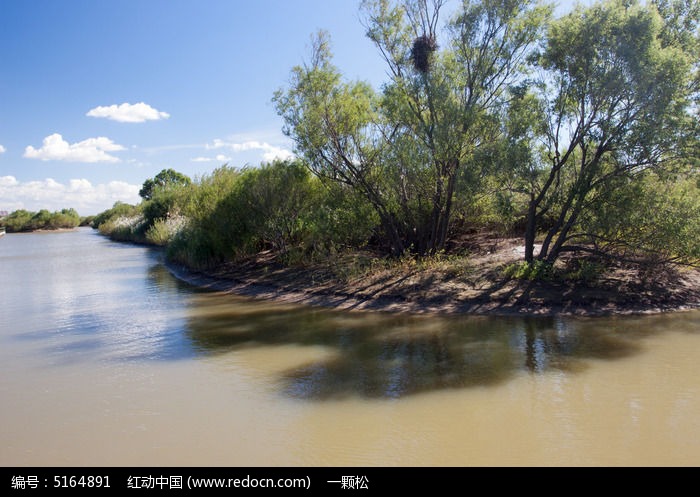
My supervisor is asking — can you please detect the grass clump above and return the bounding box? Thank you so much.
[503,260,554,281]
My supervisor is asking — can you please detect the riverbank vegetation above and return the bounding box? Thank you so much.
[93,0,700,311]
[0,208,84,232]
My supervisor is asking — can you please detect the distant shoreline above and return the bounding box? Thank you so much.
[4,227,80,235]
[166,239,700,317]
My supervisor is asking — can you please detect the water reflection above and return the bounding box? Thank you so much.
[185,295,648,400]
[0,230,674,398]
[0,230,196,363]
[5,230,700,466]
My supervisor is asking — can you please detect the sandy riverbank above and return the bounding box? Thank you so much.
[166,237,700,317]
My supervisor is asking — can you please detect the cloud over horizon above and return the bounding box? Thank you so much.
[86,102,170,123]
[191,154,232,163]
[0,175,140,215]
[206,139,294,162]
[24,133,125,163]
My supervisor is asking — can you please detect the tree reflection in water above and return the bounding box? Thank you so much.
[184,294,650,399]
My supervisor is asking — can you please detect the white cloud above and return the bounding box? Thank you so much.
[0,175,19,187]
[0,144,6,154]
[0,176,141,215]
[24,133,125,163]
[206,139,294,162]
[86,102,170,123]
[261,147,294,162]
[191,154,232,163]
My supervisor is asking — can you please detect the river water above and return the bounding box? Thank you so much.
[1,228,699,466]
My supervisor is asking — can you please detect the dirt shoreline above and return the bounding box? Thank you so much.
[166,241,700,317]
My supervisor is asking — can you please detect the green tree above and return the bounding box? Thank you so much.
[29,210,52,230]
[522,0,698,264]
[92,202,140,229]
[274,32,407,255]
[363,0,550,254]
[2,208,81,232]
[234,160,318,253]
[276,0,549,256]
[167,166,243,268]
[48,208,80,229]
[578,171,700,265]
[139,168,192,200]
[3,209,33,232]
[653,0,700,54]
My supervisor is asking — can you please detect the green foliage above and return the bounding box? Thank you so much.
[168,160,379,269]
[139,168,192,200]
[232,160,317,253]
[273,31,403,253]
[371,0,551,253]
[565,259,604,284]
[93,202,148,243]
[2,210,33,232]
[141,184,191,227]
[145,219,178,246]
[93,169,191,245]
[505,258,604,282]
[98,215,147,243]
[92,202,141,229]
[503,260,554,281]
[304,182,379,255]
[519,0,699,264]
[581,171,700,264]
[276,1,550,255]
[80,216,96,227]
[167,166,242,267]
[2,208,81,232]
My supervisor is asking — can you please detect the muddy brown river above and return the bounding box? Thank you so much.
[1,229,699,466]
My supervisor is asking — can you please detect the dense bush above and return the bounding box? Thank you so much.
[166,166,242,268]
[167,160,378,269]
[92,202,141,230]
[580,171,700,265]
[94,170,193,246]
[98,215,147,243]
[2,208,81,232]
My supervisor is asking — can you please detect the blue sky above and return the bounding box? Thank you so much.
[0,0,579,215]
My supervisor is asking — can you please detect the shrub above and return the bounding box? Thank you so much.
[145,216,187,246]
[166,159,380,268]
[93,202,141,230]
[565,259,603,284]
[503,260,554,281]
[2,208,81,232]
[98,215,147,242]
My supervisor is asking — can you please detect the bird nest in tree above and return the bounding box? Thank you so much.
[411,35,437,74]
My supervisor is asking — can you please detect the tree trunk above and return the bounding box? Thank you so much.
[427,160,459,255]
[378,211,405,257]
[524,193,537,263]
[545,189,587,264]
[537,175,581,262]
[427,171,445,255]
[436,164,458,253]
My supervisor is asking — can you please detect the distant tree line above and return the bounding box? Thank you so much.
[1,208,83,233]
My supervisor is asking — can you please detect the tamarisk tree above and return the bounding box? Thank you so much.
[523,0,698,264]
[362,0,550,254]
[276,0,549,256]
